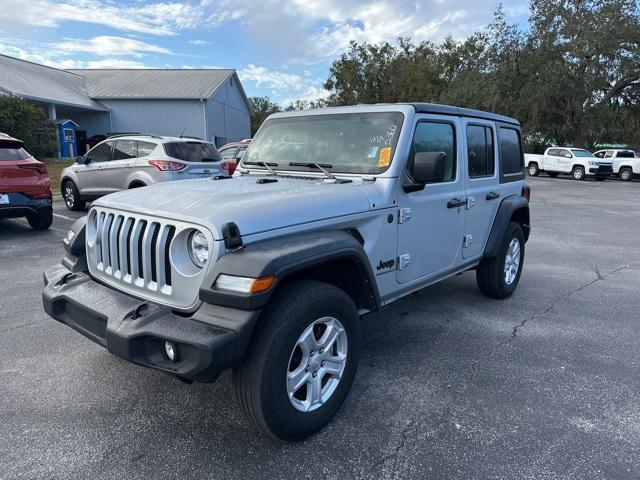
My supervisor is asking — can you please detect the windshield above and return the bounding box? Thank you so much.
[163,142,221,162]
[571,149,594,158]
[242,112,404,174]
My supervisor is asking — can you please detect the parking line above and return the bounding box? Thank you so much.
[53,213,76,222]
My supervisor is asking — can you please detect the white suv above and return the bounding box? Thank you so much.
[525,147,612,180]
[61,135,229,210]
[593,149,639,181]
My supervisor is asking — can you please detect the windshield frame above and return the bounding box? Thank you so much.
[240,111,406,176]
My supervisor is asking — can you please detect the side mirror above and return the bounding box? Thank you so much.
[75,155,87,164]
[404,152,446,192]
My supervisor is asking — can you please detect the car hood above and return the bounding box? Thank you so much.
[93,175,374,239]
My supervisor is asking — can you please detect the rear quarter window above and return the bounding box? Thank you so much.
[499,127,524,175]
[163,142,221,162]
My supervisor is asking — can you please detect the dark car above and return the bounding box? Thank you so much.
[0,133,53,230]
[218,139,251,175]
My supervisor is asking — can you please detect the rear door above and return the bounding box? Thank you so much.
[462,120,499,259]
[396,116,466,284]
[543,149,559,171]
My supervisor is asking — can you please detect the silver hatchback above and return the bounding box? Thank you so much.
[61,135,229,211]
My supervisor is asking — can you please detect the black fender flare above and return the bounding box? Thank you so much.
[483,195,530,258]
[199,230,380,311]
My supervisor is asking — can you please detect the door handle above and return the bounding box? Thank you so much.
[447,198,466,209]
[486,191,500,200]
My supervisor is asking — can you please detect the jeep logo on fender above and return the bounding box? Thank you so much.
[377,258,395,271]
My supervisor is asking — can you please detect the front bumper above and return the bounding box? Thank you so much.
[589,165,613,175]
[0,193,51,219]
[43,264,260,383]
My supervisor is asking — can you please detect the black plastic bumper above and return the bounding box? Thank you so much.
[42,264,261,383]
[589,166,613,175]
[0,193,51,219]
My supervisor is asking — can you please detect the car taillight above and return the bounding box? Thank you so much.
[521,185,531,201]
[18,163,47,174]
[221,161,229,171]
[148,160,186,171]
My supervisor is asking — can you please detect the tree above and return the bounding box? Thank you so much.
[249,97,281,135]
[0,96,58,158]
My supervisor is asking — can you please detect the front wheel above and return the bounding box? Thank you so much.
[476,222,525,299]
[572,166,585,181]
[233,280,360,441]
[527,163,539,176]
[619,168,633,181]
[62,180,86,211]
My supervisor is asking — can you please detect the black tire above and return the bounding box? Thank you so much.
[476,222,525,299]
[233,280,360,441]
[527,163,539,176]
[62,180,86,211]
[619,168,633,181]
[571,166,585,181]
[548,172,559,178]
[27,210,53,230]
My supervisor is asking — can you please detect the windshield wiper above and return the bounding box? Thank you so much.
[243,160,279,176]
[288,162,336,180]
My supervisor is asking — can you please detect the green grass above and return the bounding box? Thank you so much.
[43,158,73,197]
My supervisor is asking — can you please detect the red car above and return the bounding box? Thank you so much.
[218,139,251,175]
[0,133,53,230]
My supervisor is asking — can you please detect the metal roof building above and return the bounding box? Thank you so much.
[0,55,252,155]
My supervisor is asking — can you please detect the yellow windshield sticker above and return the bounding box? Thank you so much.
[378,147,392,167]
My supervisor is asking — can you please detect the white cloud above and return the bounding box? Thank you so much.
[56,36,171,57]
[188,39,210,46]
[238,64,307,91]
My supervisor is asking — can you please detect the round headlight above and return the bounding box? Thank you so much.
[188,230,209,268]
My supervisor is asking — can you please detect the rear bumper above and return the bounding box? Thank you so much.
[42,264,261,383]
[0,193,51,219]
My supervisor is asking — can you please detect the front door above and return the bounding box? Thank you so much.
[103,139,138,191]
[556,148,573,172]
[462,120,500,259]
[396,116,466,284]
[77,141,112,196]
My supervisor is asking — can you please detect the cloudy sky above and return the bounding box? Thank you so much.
[0,0,528,105]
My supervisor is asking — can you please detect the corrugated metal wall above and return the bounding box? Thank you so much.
[71,110,111,137]
[206,76,251,144]
[99,99,206,138]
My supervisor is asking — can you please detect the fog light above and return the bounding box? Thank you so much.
[164,341,177,362]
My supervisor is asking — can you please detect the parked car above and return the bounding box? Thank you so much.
[593,149,639,181]
[0,133,52,230]
[218,139,251,175]
[525,147,612,180]
[43,103,530,440]
[60,135,229,211]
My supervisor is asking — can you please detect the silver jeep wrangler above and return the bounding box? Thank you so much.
[43,103,530,440]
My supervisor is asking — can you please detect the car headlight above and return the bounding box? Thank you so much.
[188,230,209,268]
[588,160,598,165]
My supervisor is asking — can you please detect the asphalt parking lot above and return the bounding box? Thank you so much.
[1,176,639,479]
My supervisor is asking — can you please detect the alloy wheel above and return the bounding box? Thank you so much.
[504,238,521,286]
[286,317,348,413]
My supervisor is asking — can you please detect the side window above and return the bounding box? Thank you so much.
[618,151,635,158]
[220,147,238,160]
[87,142,113,163]
[410,122,456,182]
[559,149,572,158]
[594,151,604,158]
[137,141,157,157]
[547,149,560,157]
[604,151,614,158]
[499,128,523,174]
[467,125,494,178]
[113,140,137,160]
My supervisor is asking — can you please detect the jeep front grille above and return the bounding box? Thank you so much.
[86,207,215,311]
[93,212,176,290]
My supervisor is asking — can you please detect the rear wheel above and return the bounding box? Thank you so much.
[572,166,585,181]
[619,168,633,181]
[476,222,525,299]
[62,180,86,211]
[233,280,360,441]
[27,210,52,230]
[527,163,539,176]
